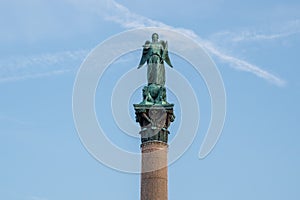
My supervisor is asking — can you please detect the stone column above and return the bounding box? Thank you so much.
[140,141,168,200]
[134,103,175,200]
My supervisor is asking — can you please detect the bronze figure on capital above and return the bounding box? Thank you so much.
[137,33,173,105]
[138,33,173,87]
[134,33,175,144]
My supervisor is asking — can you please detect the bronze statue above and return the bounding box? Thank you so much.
[134,33,175,144]
[138,33,173,86]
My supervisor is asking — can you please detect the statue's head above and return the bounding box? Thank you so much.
[152,33,159,42]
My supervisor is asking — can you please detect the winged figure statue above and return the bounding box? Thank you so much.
[138,33,173,86]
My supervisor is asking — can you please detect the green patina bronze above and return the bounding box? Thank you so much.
[138,33,173,86]
[134,33,175,144]
[137,33,173,105]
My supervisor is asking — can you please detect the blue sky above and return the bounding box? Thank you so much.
[1,0,300,199]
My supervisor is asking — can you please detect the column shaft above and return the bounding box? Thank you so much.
[141,142,168,200]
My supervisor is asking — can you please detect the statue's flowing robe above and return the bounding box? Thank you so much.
[147,43,165,86]
[139,40,172,86]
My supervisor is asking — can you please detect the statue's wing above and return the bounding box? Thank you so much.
[138,41,151,69]
[160,40,173,68]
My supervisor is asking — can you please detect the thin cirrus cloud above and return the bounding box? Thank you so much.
[103,0,286,87]
[211,19,300,43]
[0,50,88,83]
[232,29,300,42]
[1,0,287,87]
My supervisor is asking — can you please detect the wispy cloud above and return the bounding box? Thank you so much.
[2,0,287,86]
[211,19,300,43]
[0,115,28,126]
[98,0,286,86]
[200,40,286,86]
[0,50,88,83]
[232,30,300,42]
[0,69,71,83]
[104,1,166,29]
